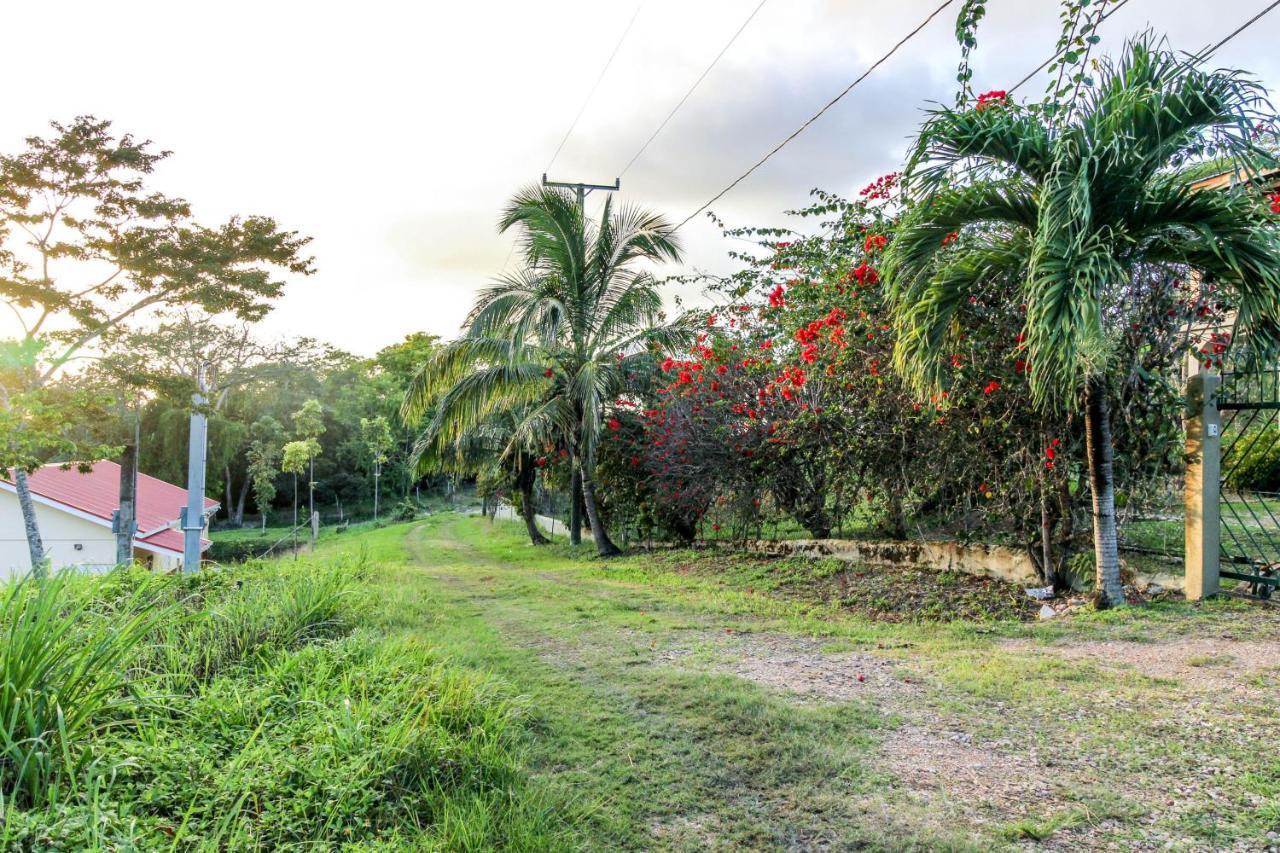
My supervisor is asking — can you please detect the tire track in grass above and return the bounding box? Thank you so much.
[400,517,962,850]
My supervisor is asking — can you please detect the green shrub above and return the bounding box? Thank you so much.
[0,544,564,848]
[1224,425,1280,492]
[0,571,172,807]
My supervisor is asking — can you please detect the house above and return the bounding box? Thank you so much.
[0,462,219,579]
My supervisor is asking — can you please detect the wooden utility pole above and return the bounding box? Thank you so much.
[539,174,619,547]
[114,443,138,566]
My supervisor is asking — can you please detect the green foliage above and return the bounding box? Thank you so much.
[1224,425,1280,491]
[0,571,172,807]
[280,439,314,476]
[0,540,562,849]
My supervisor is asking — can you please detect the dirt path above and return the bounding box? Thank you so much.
[401,516,1280,851]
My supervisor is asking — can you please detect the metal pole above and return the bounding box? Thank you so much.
[182,365,209,572]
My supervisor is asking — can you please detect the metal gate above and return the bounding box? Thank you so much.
[1216,363,1280,598]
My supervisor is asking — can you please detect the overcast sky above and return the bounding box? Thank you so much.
[4,0,1278,355]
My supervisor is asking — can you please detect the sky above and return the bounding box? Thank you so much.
[3,0,1278,356]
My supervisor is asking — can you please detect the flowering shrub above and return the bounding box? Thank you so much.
[594,182,1231,572]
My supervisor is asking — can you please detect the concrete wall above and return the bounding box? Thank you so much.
[0,488,117,580]
[491,504,575,537]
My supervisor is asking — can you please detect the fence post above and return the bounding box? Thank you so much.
[1185,371,1221,600]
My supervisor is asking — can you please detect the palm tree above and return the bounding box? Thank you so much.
[408,404,550,545]
[403,185,686,556]
[883,35,1280,606]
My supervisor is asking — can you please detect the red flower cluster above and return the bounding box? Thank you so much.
[975,89,1008,111]
[863,234,888,254]
[1044,437,1061,470]
[544,368,554,378]
[1270,192,1280,214]
[768,283,786,308]
[859,172,899,201]
[941,231,959,246]
[982,380,1001,395]
[848,262,879,287]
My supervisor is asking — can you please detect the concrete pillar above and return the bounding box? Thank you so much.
[1185,371,1221,600]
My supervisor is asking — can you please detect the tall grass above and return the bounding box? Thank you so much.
[0,571,169,807]
[0,538,568,849]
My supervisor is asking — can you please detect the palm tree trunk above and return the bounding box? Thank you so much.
[1084,378,1125,607]
[518,464,549,545]
[12,468,47,578]
[579,464,619,557]
[568,454,583,546]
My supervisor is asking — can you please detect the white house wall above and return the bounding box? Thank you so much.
[0,488,117,579]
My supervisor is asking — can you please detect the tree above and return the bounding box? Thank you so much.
[359,416,394,521]
[290,399,325,524]
[403,186,686,557]
[1,342,120,575]
[246,416,285,529]
[280,439,314,544]
[409,406,550,545]
[883,37,1280,606]
[0,116,313,568]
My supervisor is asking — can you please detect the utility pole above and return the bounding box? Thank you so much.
[113,398,141,566]
[181,364,209,572]
[542,174,619,213]
[540,174,619,547]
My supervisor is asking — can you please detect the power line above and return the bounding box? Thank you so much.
[674,0,958,230]
[1206,0,1280,56]
[545,2,645,174]
[619,0,771,178]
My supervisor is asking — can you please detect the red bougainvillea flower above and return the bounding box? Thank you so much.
[759,339,773,350]
[1269,191,1280,214]
[863,233,887,254]
[712,523,722,532]
[608,418,621,431]
[950,354,963,369]
[941,231,959,246]
[983,380,1000,395]
[768,283,786,308]
[851,262,879,286]
[660,357,675,372]
[975,89,1008,111]
[859,172,899,201]
[544,368,554,378]
[678,370,693,384]
[536,457,548,467]
[715,364,728,374]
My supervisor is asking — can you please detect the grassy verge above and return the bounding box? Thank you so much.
[379,514,1280,849]
[0,527,568,850]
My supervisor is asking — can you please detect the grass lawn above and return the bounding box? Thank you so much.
[13,513,1279,849]
[318,513,1280,850]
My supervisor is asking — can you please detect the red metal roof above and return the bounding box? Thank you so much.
[5,462,219,555]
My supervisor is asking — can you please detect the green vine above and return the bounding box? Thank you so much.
[953,0,988,105]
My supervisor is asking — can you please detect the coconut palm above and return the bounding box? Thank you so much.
[403,185,686,556]
[883,35,1280,606]
[410,404,550,545]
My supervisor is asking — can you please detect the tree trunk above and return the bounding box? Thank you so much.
[234,477,250,527]
[224,464,235,526]
[13,468,47,577]
[568,451,583,546]
[1039,471,1061,590]
[580,465,619,557]
[116,445,138,566]
[1084,378,1125,607]
[518,464,549,545]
